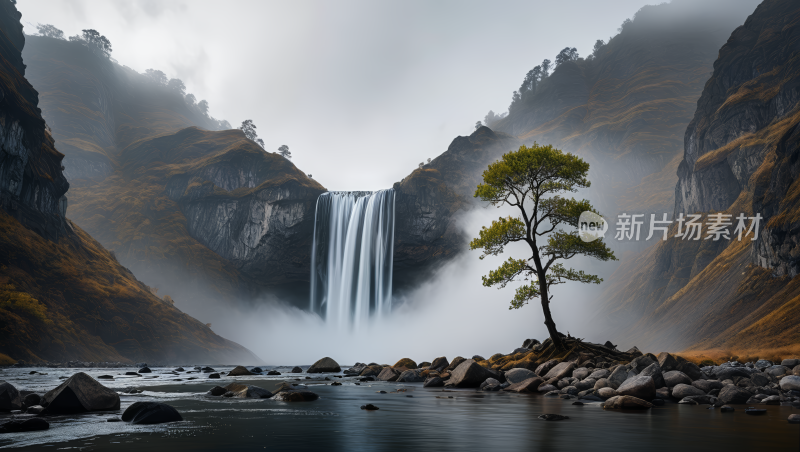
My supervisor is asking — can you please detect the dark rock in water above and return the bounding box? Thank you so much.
[223,383,272,398]
[651,399,665,406]
[640,363,666,389]
[207,386,226,396]
[716,386,752,405]
[788,414,800,424]
[208,373,220,379]
[692,379,723,393]
[396,370,423,383]
[504,377,545,393]
[663,370,692,387]
[720,405,734,412]
[125,372,139,376]
[272,391,318,402]
[377,367,401,382]
[360,404,379,410]
[251,367,263,373]
[107,417,121,422]
[572,401,584,406]
[676,362,704,381]
[267,370,281,376]
[446,360,495,388]
[138,367,151,374]
[0,418,49,433]
[603,395,653,409]
[539,414,569,421]
[672,384,705,400]
[97,375,114,380]
[630,356,656,373]
[424,377,444,388]
[471,355,485,362]
[122,402,183,424]
[307,357,341,373]
[657,353,679,373]
[446,357,467,371]
[174,367,185,372]
[223,391,235,397]
[331,381,342,386]
[25,405,44,414]
[22,393,40,407]
[744,407,767,415]
[714,367,752,381]
[505,368,537,385]
[617,376,656,401]
[291,367,303,373]
[0,382,22,411]
[41,372,120,414]
[418,362,431,368]
[430,357,449,371]
[228,366,254,377]
[359,376,376,382]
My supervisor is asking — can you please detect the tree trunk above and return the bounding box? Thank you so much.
[539,276,564,350]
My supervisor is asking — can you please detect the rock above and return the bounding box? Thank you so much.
[544,362,576,381]
[626,347,643,357]
[535,359,560,377]
[121,402,183,424]
[504,377,544,393]
[423,377,444,388]
[207,386,226,396]
[594,378,609,389]
[603,395,653,409]
[588,369,610,380]
[445,360,496,388]
[0,418,49,433]
[418,361,431,368]
[377,367,401,382]
[250,367,263,373]
[630,356,656,373]
[672,383,706,399]
[714,367,753,381]
[223,383,272,398]
[446,357,467,371]
[267,370,281,376]
[572,367,591,380]
[273,391,319,402]
[763,395,781,405]
[538,414,569,421]
[97,375,114,380]
[788,414,800,424]
[26,405,44,414]
[598,387,617,399]
[505,368,537,384]
[781,359,800,367]
[480,378,501,391]
[715,404,734,412]
[291,367,303,373]
[208,373,220,379]
[174,367,185,372]
[138,367,151,374]
[716,386,752,405]
[430,357,449,371]
[607,366,629,389]
[522,338,540,349]
[107,417,121,422]
[603,341,617,350]
[779,375,800,391]
[794,365,800,376]
[396,370,424,383]
[393,358,417,369]
[41,372,120,414]
[0,382,22,412]
[765,365,789,377]
[575,380,594,391]
[307,357,341,373]
[561,386,579,395]
[655,387,670,399]
[753,360,772,370]
[676,362,703,381]
[663,370,692,387]
[639,363,666,389]
[657,353,679,372]
[124,372,139,376]
[228,366,254,377]
[360,404,379,410]
[617,375,656,400]
[538,384,558,393]
[692,380,723,393]
[22,393,40,407]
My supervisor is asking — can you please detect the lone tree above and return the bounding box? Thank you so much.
[70,29,112,58]
[278,145,291,159]
[239,120,265,149]
[36,24,64,40]
[470,143,616,350]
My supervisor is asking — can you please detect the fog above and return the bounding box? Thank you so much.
[17,0,653,191]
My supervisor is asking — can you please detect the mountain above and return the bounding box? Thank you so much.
[0,1,256,364]
[597,0,800,357]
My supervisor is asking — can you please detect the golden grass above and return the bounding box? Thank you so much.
[0,352,15,366]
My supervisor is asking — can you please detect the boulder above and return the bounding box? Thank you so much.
[393,358,417,369]
[445,360,495,388]
[377,367,401,382]
[779,375,800,391]
[359,367,378,377]
[598,387,617,399]
[572,367,591,380]
[714,367,752,381]
[446,357,467,371]
[504,377,544,393]
[603,395,652,409]
[630,356,656,373]
[307,357,341,373]
[671,384,706,399]
[657,353,679,372]
[794,365,800,376]
[138,367,151,373]
[26,405,45,414]
[208,373,220,379]
[272,391,319,402]
[765,365,789,377]
[423,377,444,388]
[716,386,752,405]
[228,366,254,377]
[607,366,629,389]
[753,360,772,370]
[788,414,800,424]
[663,370,692,387]
[594,378,609,389]
[538,384,558,393]
[0,418,49,433]
[471,355,485,362]
[750,373,771,387]
[535,359,560,377]
[692,380,723,393]
[430,357,449,371]
[505,368,537,385]
[780,359,800,367]
[522,338,540,349]
[122,402,183,424]
[41,373,120,414]
[655,387,670,399]
[676,362,703,381]
[0,382,22,411]
[223,383,273,398]
[267,370,281,376]
[291,367,303,373]
[207,386,226,396]
[22,393,41,408]
[396,370,424,383]
[480,378,501,390]
[639,363,666,389]
[588,369,610,380]
[418,361,431,368]
[544,362,576,380]
[616,375,656,401]
[680,395,716,405]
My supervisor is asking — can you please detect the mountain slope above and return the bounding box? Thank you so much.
[0,1,256,364]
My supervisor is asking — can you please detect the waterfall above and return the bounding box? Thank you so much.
[310,189,395,330]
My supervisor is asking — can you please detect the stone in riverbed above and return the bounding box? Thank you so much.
[663,370,692,387]
[505,368,537,384]
[716,386,752,405]
[396,370,424,383]
[602,395,653,409]
[657,352,679,373]
[504,377,544,393]
[25,405,44,414]
[544,362,576,380]
[538,384,558,393]
[606,366,629,389]
[423,377,444,388]
[393,358,417,369]
[794,365,800,376]
[22,393,40,407]
[41,373,120,414]
[630,356,656,373]
[207,386,226,396]
[779,375,800,391]
[446,357,467,371]
[228,366,254,377]
[714,367,752,381]
[535,359,560,377]
[122,402,183,424]
[598,387,617,399]
[267,370,281,376]
[672,383,706,399]
[588,369,610,380]
[720,405,735,412]
[0,418,49,433]
[572,367,591,380]
[640,363,666,389]
[616,375,656,401]
[446,360,495,388]
[208,373,220,379]
[361,404,379,410]
[781,359,800,367]
[788,414,800,424]
[0,382,22,411]
[593,378,609,389]
[272,391,319,402]
[307,357,341,373]
[539,414,569,421]
[377,367,401,382]
[655,387,670,399]
[692,380,723,393]
[430,357,449,371]
[676,362,703,381]
[223,383,272,398]
[291,367,303,373]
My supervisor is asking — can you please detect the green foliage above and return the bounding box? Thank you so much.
[470,143,616,313]
[0,284,51,324]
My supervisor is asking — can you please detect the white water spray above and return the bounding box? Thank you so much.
[310,189,395,330]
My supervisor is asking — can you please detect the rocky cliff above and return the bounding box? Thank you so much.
[598,0,800,354]
[0,1,257,364]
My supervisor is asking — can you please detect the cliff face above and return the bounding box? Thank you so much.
[392,127,520,290]
[598,0,800,353]
[0,2,257,364]
[0,2,69,241]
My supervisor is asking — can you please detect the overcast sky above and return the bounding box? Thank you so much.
[17,0,653,191]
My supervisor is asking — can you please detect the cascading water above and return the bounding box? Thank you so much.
[310,189,395,330]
